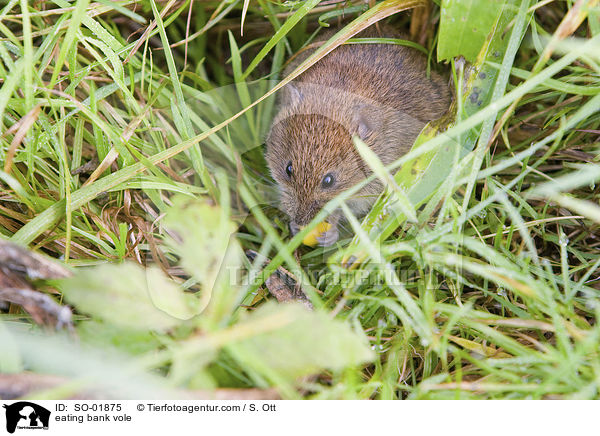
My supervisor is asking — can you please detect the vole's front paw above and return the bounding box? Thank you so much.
[289,221,301,235]
[316,225,339,247]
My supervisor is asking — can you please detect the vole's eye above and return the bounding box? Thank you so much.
[322,173,335,188]
[285,161,293,178]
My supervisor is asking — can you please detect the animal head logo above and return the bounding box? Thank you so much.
[3,402,50,433]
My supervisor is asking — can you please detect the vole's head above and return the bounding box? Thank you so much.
[266,108,381,244]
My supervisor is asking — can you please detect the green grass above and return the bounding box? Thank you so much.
[1,0,599,399]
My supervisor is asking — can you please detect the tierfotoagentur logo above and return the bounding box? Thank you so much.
[2,402,50,434]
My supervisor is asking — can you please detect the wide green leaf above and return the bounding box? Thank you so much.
[162,194,243,321]
[60,262,199,331]
[438,0,512,62]
[229,302,375,379]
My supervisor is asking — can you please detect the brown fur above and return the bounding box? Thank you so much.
[265,26,450,245]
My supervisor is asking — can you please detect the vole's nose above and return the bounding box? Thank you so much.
[293,201,319,227]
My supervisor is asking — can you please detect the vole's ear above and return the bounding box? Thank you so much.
[353,104,383,141]
[282,82,303,107]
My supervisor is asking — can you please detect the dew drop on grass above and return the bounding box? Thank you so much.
[386,313,398,325]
